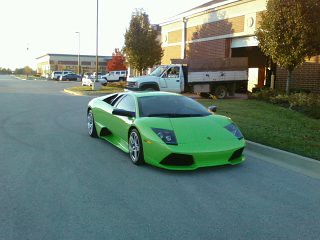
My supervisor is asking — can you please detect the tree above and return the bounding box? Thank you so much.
[14,66,35,77]
[123,9,163,75]
[0,67,12,74]
[255,0,320,94]
[107,48,127,72]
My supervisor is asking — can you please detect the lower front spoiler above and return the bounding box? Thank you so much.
[144,143,245,170]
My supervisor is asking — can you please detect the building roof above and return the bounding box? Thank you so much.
[160,0,240,25]
[181,0,226,14]
[36,53,112,60]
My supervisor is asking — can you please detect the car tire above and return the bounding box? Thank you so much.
[128,129,144,165]
[87,109,98,138]
[215,85,228,99]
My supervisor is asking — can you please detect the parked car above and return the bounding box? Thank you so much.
[62,70,74,76]
[59,73,81,81]
[51,70,74,80]
[82,75,107,86]
[87,91,245,169]
[103,70,127,82]
[92,72,103,78]
[83,72,92,79]
[51,71,63,80]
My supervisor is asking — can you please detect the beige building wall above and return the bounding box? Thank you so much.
[160,0,267,64]
[36,54,111,77]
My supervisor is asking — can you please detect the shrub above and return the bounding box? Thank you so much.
[250,88,320,119]
[249,88,282,101]
[269,94,289,105]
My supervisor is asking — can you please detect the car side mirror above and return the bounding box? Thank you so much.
[112,108,135,118]
[208,105,217,113]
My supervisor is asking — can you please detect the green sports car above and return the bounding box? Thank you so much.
[87,91,245,170]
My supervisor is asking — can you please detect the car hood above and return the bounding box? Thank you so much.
[169,115,236,144]
[137,115,240,146]
[127,75,159,83]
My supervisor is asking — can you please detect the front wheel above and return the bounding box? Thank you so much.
[128,129,144,165]
[87,109,97,137]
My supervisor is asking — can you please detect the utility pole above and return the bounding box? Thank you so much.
[93,0,99,90]
[75,32,81,75]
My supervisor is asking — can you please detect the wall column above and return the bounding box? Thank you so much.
[181,18,187,59]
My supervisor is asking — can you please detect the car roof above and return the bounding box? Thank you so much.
[125,91,181,98]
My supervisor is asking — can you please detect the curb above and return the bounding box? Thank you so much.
[63,89,84,96]
[15,77,26,80]
[245,141,320,180]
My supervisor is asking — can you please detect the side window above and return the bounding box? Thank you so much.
[110,94,124,106]
[167,67,180,78]
[103,94,118,104]
[115,95,136,112]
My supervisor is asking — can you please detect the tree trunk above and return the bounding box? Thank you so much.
[286,69,292,95]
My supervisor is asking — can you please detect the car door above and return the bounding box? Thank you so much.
[160,66,181,92]
[112,95,136,144]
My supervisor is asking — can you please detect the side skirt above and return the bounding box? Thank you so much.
[100,135,129,153]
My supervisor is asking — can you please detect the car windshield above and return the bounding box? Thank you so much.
[138,95,211,118]
[149,66,168,77]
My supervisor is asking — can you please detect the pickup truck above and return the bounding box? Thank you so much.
[126,64,247,98]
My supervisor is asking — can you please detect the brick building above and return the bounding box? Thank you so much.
[159,0,320,93]
[36,54,112,77]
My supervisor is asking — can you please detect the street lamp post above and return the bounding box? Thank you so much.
[75,32,81,75]
[93,0,99,90]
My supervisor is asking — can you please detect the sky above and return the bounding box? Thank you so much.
[0,0,210,69]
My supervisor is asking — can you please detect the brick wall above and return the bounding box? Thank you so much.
[255,11,264,28]
[186,16,244,41]
[186,39,226,61]
[275,56,320,93]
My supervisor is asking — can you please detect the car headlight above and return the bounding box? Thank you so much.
[224,123,244,140]
[152,128,177,145]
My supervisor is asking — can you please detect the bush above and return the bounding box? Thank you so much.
[250,88,320,119]
[249,88,282,101]
[269,94,289,105]
[107,81,127,88]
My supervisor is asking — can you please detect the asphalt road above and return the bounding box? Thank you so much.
[0,75,319,240]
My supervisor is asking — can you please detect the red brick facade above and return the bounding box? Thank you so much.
[276,56,320,93]
[186,16,244,41]
[186,39,227,60]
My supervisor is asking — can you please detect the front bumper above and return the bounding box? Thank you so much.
[143,138,245,170]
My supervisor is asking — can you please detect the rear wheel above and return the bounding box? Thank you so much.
[215,85,228,99]
[128,129,144,165]
[87,109,97,137]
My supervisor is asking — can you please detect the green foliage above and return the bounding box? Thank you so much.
[0,67,12,74]
[250,89,320,119]
[123,9,163,75]
[14,66,35,75]
[255,0,320,94]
